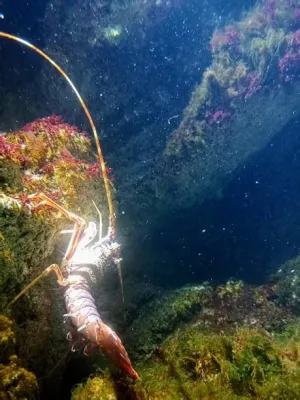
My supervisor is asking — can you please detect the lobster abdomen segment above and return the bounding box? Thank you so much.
[64,274,139,380]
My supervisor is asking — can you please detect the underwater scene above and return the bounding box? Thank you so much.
[4,0,300,398]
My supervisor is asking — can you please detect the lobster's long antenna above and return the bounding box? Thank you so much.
[0,32,116,236]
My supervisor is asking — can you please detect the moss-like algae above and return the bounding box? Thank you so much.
[72,272,300,400]
[165,0,300,159]
[217,279,244,299]
[0,116,109,390]
[0,196,58,312]
[126,284,212,360]
[72,374,117,400]
[147,321,300,399]
[273,255,300,312]
[74,322,300,399]
[0,315,38,399]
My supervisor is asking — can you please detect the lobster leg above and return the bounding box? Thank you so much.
[8,193,87,307]
[7,193,139,379]
[28,193,86,263]
[8,263,67,307]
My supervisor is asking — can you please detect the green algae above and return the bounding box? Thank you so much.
[72,374,117,400]
[138,321,300,399]
[0,195,58,312]
[274,255,300,312]
[127,284,213,360]
[72,270,300,400]
[0,315,38,399]
[164,0,300,160]
[217,279,244,299]
[74,321,300,399]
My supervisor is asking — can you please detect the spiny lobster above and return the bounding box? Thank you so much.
[0,31,139,380]
[7,192,139,380]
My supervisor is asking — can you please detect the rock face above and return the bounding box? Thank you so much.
[71,277,300,400]
[25,0,298,237]
[0,117,111,396]
[3,0,285,239]
[0,315,38,399]
[158,0,300,216]
[159,81,300,211]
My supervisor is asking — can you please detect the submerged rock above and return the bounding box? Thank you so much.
[273,255,300,313]
[0,315,38,399]
[37,0,300,237]
[73,277,300,399]
[126,284,213,360]
[159,0,300,218]
[131,322,300,399]
[125,279,294,363]
[72,374,117,400]
[0,117,110,396]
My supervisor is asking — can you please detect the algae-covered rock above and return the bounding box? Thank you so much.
[159,1,300,214]
[74,318,300,399]
[135,319,300,399]
[126,0,300,232]
[140,323,300,399]
[126,279,294,364]
[273,255,300,312]
[132,362,187,400]
[0,116,109,393]
[126,284,213,360]
[0,195,58,311]
[0,315,38,399]
[72,375,117,400]
[69,269,300,399]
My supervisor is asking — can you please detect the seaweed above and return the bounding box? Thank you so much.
[0,315,38,399]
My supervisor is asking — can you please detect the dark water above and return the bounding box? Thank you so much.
[0,1,45,80]
[147,117,300,287]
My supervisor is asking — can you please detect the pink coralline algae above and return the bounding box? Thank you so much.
[44,144,102,181]
[279,50,300,81]
[262,0,277,23]
[0,116,109,212]
[293,8,300,21]
[0,135,30,165]
[245,72,262,99]
[86,163,102,179]
[22,115,89,139]
[288,29,300,47]
[278,29,300,81]
[206,110,231,124]
[210,26,240,53]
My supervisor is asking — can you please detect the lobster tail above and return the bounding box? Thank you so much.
[62,216,138,380]
[95,320,139,380]
[65,282,139,379]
